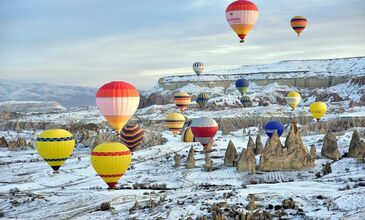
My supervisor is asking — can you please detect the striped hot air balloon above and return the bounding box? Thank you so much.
[226,0,259,43]
[173,92,191,113]
[165,112,186,135]
[193,62,204,75]
[191,117,218,148]
[285,91,301,110]
[96,81,140,133]
[240,95,251,107]
[35,129,75,173]
[291,16,307,37]
[120,124,144,151]
[91,142,132,189]
[196,92,209,108]
[181,126,195,142]
[236,78,249,95]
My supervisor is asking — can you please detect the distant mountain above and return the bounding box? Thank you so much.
[0,80,97,108]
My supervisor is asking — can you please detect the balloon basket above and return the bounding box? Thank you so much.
[53,170,60,174]
[240,39,244,43]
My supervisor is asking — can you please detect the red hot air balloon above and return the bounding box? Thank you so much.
[96,81,140,134]
[226,0,259,43]
[190,117,218,148]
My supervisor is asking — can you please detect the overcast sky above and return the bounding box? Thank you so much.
[0,0,364,89]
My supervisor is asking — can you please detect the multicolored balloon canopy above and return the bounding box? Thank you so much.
[193,62,205,75]
[226,0,259,43]
[120,124,144,151]
[291,16,307,37]
[264,121,285,138]
[173,92,191,113]
[181,126,195,142]
[35,129,75,172]
[91,142,132,189]
[165,112,186,135]
[236,79,249,95]
[191,117,218,148]
[196,93,209,108]
[240,95,251,107]
[96,81,140,133]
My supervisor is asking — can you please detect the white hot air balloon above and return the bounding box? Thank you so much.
[193,62,204,76]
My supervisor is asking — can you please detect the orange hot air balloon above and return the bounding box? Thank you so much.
[173,92,191,113]
[96,81,140,133]
[226,0,259,43]
[291,16,307,37]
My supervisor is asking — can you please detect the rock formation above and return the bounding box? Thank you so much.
[259,123,314,171]
[247,135,255,152]
[224,140,238,167]
[310,145,317,159]
[348,130,365,158]
[174,153,181,167]
[357,153,364,163]
[203,153,213,172]
[255,134,264,155]
[186,146,196,169]
[0,136,8,147]
[237,147,256,174]
[321,130,340,161]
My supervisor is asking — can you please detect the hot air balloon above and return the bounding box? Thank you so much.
[181,126,195,142]
[193,62,204,76]
[291,16,307,37]
[226,0,259,43]
[120,124,144,151]
[285,91,301,110]
[236,79,249,95]
[35,129,75,173]
[165,112,186,135]
[240,95,251,107]
[264,121,284,138]
[196,93,209,108]
[96,81,140,133]
[173,92,191,113]
[91,142,132,189]
[310,102,327,121]
[191,117,218,148]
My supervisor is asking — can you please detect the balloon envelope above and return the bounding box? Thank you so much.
[264,121,285,138]
[165,112,186,135]
[35,129,75,172]
[291,16,307,36]
[91,142,131,189]
[173,92,191,113]
[240,95,251,107]
[96,81,140,133]
[236,79,249,94]
[121,124,144,150]
[196,93,209,108]
[226,0,259,42]
[181,126,195,142]
[285,91,301,110]
[191,117,218,148]
[310,102,327,121]
[193,62,204,75]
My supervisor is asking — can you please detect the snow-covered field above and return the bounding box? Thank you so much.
[1,128,365,219]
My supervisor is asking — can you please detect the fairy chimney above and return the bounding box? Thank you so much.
[348,130,365,158]
[255,134,264,155]
[224,140,238,167]
[247,135,255,152]
[237,147,256,174]
[186,146,196,169]
[321,130,340,161]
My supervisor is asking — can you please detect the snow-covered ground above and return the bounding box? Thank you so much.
[1,129,365,219]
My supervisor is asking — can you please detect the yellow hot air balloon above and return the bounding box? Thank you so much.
[310,102,327,121]
[181,126,195,142]
[91,142,132,189]
[173,92,191,113]
[285,91,301,110]
[35,129,75,173]
[165,112,186,136]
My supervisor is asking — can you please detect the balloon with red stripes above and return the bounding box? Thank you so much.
[190,117,218,148]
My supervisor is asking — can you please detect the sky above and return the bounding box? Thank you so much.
[0,0,364,89]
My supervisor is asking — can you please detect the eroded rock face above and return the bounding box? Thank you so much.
[310,145,317,159]
[0,136,8,147]
[204,153,213,172]
[255,134,264,155]
[247,136,255,152]
[348,130,365,158]
[237,147,256,173]
[259,124,314,171]
[321,130,340,161]
[186,146,195,169]
[224,140,238,167]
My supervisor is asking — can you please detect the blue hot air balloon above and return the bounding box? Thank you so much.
[235,79,249,95]
[264,121,284,138]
